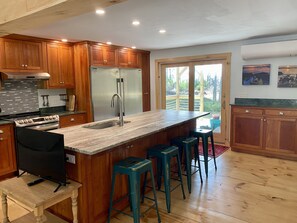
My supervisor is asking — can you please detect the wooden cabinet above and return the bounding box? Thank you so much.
[118,49,141,68]
[141,52,151,111]
[90,45,117,66]
[47,43,75,88]
[59,113,87,128]
[231,106,297,160]
[0,124,17,178]
[0,38,45,71]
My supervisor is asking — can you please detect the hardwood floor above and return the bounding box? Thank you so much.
[1,150,297,223]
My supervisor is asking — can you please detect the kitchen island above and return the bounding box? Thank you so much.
[50,110,208,223]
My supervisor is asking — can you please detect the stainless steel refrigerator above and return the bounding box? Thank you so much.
[90,67,143,121]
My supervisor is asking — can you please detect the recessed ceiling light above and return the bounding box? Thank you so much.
[61,39,68,42]
[96,9,105,15]
[131,46,136,49]
[106,41,112,45]
[159,29,166,34]
[132,20,140,26]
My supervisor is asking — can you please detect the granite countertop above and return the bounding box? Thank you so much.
[231,98,297,109]
[51,110,209,155]
[42,110,86,116]
[0,120,14,125]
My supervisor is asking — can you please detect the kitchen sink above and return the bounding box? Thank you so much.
[83,120,131,129]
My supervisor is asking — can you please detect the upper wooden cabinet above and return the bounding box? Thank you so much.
[118,49,141,68]
[0,124,17,179]
[90,45,117,67]
[46,43,75,89]
[0,38,45,71]
[231,105,297,160]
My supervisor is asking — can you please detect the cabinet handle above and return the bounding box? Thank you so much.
[24,64,28,68]
[104,60,107,64]
[21,64,25,67]
[0,130,3,134]
[144,92,149,95]
[245,110,249,113]
[0,138,3,141]
[263,119,266,122]
[70,118,75,122]
[279,112,284,116]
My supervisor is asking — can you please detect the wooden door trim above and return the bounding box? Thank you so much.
[155,52,231,145]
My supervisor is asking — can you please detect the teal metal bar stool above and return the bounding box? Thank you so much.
[190,129,217,177]
[171,137,203,193]
[108,157,161,223]
[142,145,186,213]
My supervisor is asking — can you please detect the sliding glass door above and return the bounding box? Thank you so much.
[160,56,229,144]
[161,64,190,110]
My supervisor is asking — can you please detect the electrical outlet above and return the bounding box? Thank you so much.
[66,154,76,164]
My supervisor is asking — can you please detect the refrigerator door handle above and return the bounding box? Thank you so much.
[121,78,126,116]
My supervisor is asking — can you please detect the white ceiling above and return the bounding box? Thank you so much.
[17,0,297,50]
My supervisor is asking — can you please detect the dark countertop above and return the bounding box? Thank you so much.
[0,120,14,126]
[231,98,297,109]
[44,111,86,117]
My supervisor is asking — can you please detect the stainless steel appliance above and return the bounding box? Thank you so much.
[1,112,59,131]
[90,67,143,121]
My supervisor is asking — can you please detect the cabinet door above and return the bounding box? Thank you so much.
[118,49,129,67]
[47,43,61,88]
[0,124,17,177]
[141,52,151,111]
[90,45,104,66]
[128,51,140,68]
[232,114,263,150]
[22,41,43,70]
[264,117,297,153]
[104,47,117,66]
[59,45,74,88]
[118,49,140,68]
[2,39,23,69]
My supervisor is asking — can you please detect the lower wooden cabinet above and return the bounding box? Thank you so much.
[59,113,87,128]
[0,124,17,178]
[231,106,297,160]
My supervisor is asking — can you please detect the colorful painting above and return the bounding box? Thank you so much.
[278,66,297,88]
[242,64,270,85]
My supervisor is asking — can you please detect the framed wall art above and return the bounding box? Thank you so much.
[278,65,297,88]
[242,64,271,85]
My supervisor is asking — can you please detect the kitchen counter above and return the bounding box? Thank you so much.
[232,98,297,108]
[52,110,209,155]
[0,120,14,125]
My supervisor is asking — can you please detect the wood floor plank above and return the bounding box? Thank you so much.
[1,149,297,223]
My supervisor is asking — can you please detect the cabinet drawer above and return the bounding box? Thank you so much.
[232,107,263,115]
[0,124,13,139]
[264,109,297,117]
[59,113,87,128]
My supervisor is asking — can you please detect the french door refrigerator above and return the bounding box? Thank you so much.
[90,67,143,121]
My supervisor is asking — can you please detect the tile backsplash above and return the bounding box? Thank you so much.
[0,80,67,116]
[0,80,39,115]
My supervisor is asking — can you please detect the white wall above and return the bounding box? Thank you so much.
[150,38,297,110]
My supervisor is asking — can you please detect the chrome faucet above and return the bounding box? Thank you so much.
[111,93,124,126]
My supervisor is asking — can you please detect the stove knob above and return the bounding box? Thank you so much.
[44,116,49,120]
[24,119,28,124]
[28,119,33,123]
[49,116,53,120]
[18,120,24,124]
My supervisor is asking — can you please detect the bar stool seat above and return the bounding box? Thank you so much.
[143,144,186,213]
[191,129,217,177]
[108,157,161,223]
[171,137,203,193]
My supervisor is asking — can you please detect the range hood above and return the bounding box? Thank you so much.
[0,72,50,80]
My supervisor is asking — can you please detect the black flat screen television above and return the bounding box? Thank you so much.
[16,127,67,186]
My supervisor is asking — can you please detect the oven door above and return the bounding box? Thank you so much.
[26,122,59,131]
